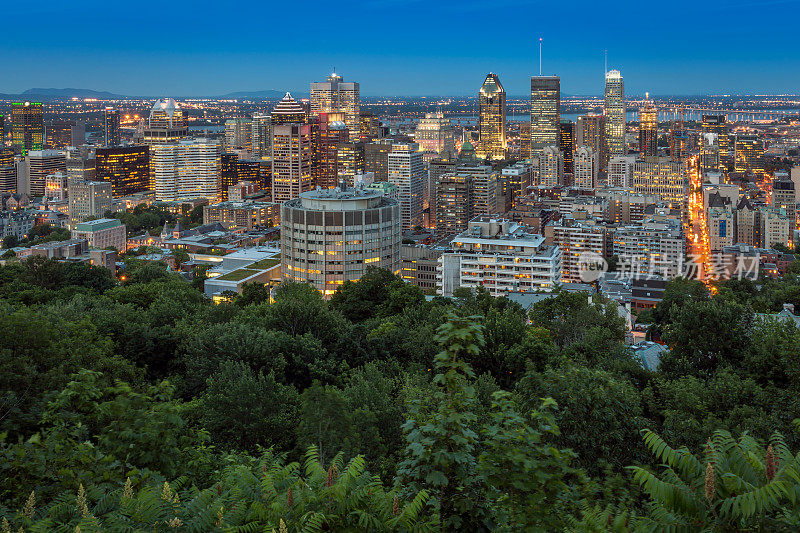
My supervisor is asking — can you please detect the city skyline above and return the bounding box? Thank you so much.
[3,0,800,97]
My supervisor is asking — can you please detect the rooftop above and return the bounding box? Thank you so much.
[74,218,122,232]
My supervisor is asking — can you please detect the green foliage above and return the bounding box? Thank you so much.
[0,446,434,532]
[396,312,486,531]
[628,428,800,531]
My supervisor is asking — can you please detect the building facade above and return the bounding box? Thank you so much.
[604,70,626,160]
[150,139,221,201]
[95,145,150,197]
[281,187,401,297]
[530,76,560,159]
[387,143,424,230]
[437,217,562,297]
[477,73,506,160]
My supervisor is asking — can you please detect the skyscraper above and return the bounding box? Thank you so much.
[0,149,16,194]
[702,115,730,167]
[734,134,765,176]
[312,116,349,189]
[272,92,307,125]
[573,146,597,190]
[225,117,253,152]
[388,143,424,230]
[12,102,44,155]
[251,114,271,159]
[559,120,575,175]
[150,139,221,201]
[18,150,66,197]
[144,99,188,143]
[95,145,150,197]
[576,114,606,169]
[271,93,312,202]
[415,112,456,162]
[310,72,360,138]
[638,100,657,156]
[103,107,121,147]
[336,142,365,186]
[604,70,626,161]
[530,76,560,158]
[477,73,506,161]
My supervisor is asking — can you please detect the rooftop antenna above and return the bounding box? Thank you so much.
[539,37,543,76]
[604,50,607,75]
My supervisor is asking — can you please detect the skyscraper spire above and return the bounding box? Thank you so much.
[539,37,543,76]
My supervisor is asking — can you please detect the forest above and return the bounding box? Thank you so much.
[2,256,800,531]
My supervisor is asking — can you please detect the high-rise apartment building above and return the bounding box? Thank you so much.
[559,120,575,175]
[436,173,472,236]
[415,112,456,162]
[462,165,499,217]
[12,102,44,155]
[530,76,560,158]
[365,140,393,182]
[573,146,597,190]
[604,70,626,160]
[144,98,188,143]
[95,145,150,197]
[150,139,221,201]
[638,101,657,156]
[336,142,365,185]
[251,114,271,159]
[633,156,686,210]
[734,134,765,175]
[388,143,424,230]
[225,117,253,152]
[576,114,606,169]
[538,146,563,187]
[477,73,506,160]
[103,107,121,147]
[310,72,360,138]
[281,187,401,297]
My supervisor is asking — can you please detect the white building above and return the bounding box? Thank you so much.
[150,139,221,201]
[437,217,562,297]
[708,206,735,252]
[545,214,609,282]
[573,146,597,190]
[762,208,791,249]
[414,112,456,162]
[612,218,685,278]
[538,145,563,187]
[388,143,424,230]
[608,155,636,189]
[68,180,113,227]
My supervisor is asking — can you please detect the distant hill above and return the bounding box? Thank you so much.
[21,88,129,100]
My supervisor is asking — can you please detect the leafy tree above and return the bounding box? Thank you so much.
[660,298,754,378]
[198,360,299,451]
[2,235,18,249]
[478,392,577,531]
[517,364,648,475]
[235,280,270,306]
[396,312,487,531]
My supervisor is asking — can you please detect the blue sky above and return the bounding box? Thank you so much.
[3,0,799,96]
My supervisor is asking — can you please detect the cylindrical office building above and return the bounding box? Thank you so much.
[281,187,401,297]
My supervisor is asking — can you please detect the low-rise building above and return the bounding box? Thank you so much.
[437,217,562,297]
[203,201,281,230]
[71,218,126,251]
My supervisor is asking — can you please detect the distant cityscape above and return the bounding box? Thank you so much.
[2,69,800,303]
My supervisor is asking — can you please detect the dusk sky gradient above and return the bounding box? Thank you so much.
[3,0,799,97]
